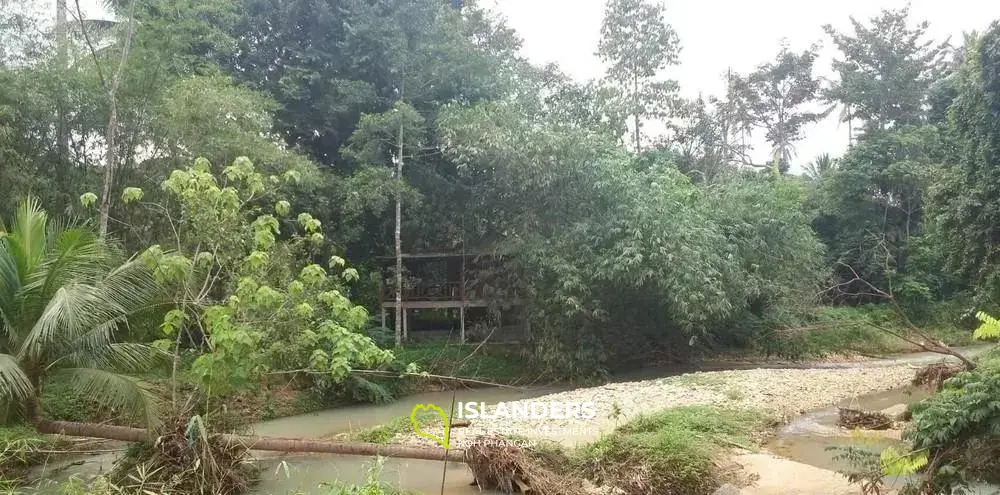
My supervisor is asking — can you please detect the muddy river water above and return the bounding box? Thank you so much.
[251,386,567,495]
[768,386,999,494]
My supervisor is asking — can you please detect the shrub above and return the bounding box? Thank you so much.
[351,410,439,445]
[733,303,973,359]
[0,425,51,485]
[896,316,1000,494]
[393,343,533,384]
[323,457,400,495]
[904,364,1000,493]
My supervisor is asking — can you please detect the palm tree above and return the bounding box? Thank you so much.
[0,199,163,426]
[804,153,837,181]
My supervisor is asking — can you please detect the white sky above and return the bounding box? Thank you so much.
[490,0,1000,169]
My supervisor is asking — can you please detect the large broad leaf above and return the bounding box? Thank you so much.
[973,312,1000,341]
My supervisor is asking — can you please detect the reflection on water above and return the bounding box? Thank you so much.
[254,455,499,495]
[252,385,567,439]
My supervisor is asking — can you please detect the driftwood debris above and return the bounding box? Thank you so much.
[37,420,462,462]
[913,362,966,390]
[464,435,588,495]
[837,408,893,430]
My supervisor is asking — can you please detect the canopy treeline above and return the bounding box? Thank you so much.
[1,0,1000,378]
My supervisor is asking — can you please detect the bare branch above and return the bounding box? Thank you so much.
[73,0,107,89]
[821,259,976,370]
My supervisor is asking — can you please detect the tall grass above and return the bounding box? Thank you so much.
[574,406,774,495]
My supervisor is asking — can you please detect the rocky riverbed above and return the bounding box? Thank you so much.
[397,364,921,449]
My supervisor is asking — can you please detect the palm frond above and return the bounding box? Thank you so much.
[19,258,159,361]
[0,354,33,404]
[95,257,160,317]
[58,368,164,429]
[5,199,48,281]
[0,247,20,346]
[55,342,167,374]
[22,227,107,315]
[19,284,102,361]
[65,319,120,356]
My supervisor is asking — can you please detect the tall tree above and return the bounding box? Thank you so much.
[597,0,680,152]
[668,96,740,182]
[823,6,950,133]
[932,24,1000,302]
[344,103,425,347]
[813,125,945,302]
[730,43,824,173]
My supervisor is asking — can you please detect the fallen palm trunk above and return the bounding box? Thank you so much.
[37,420,462,462]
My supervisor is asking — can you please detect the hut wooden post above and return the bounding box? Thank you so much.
[460,254,467,344]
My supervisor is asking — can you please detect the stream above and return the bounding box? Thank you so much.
[251,386,567,495]
[27,345,997,494]
[767,386,928,489]
[769,386,1000,494]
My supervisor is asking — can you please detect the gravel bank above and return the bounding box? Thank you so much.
[398,364,920,449]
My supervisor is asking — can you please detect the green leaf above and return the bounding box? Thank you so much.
[880,447,927,476]
[161,310,187,337]
[79,193,98,208]
[973,312,1000,341]
[121,187,144,204]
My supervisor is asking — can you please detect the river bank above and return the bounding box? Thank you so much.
[388,364,920,449]
[24,347,986,494]
[329,349,983,495]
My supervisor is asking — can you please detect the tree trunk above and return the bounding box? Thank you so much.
[97,0,138,239]
[56,0,68,172]
[25,375,40,424]
[847,104,854,148]
[37,421,461,461]
[97,100,118,238]
[394,121,404,348]
[56,1,67,60]
[633,74,641,153]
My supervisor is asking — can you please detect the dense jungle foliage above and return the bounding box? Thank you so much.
[3,0,1000,492]
[1,0,998,383]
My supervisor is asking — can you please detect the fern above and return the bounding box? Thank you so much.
[972,312,1000,341]
[880,447,928,476]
